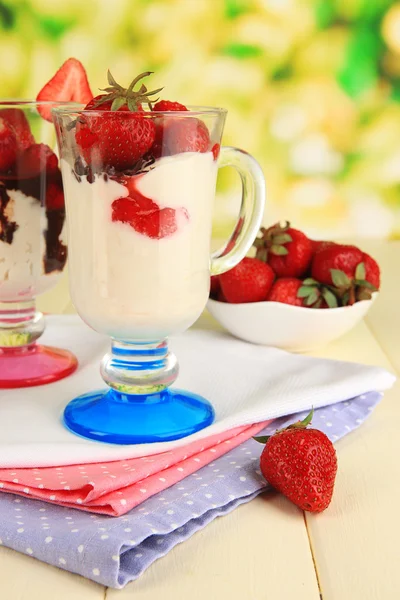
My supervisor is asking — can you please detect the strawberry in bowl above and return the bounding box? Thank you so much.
[207,222,379,352]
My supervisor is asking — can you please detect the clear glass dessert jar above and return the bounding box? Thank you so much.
[53,105,265,443]
[0,101,78,388]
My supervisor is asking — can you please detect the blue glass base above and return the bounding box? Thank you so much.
[63,388,215,445]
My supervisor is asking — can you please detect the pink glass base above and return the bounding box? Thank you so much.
[0,344,78,389]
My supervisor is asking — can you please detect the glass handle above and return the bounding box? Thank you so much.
[210,146,266,276]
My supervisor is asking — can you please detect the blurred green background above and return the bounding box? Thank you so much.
[2,0,400,240]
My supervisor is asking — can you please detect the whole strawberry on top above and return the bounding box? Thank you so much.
[253,221,312,278]
[219,257,274,304]
[311,244,380,305]
[255,408,337,513]
[75,71,162,171]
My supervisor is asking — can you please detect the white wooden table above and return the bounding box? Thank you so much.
[1,240,399,599]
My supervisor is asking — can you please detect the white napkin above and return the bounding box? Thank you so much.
[0,315,394,468]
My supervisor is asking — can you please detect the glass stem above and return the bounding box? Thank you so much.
[0,300,44,349]
[100,339,179,396]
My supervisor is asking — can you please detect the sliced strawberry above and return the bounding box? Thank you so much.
[139,207,178,238]
[0,117,18,172]
[46,182,65,211]
[112,196,186,239]
[18,143,59,178]
[153,100,188,112]
[164,117,210,155]
[111,194,158,223]
[36,58,93,121]
[0,108,35,150]
[112,176,189,240]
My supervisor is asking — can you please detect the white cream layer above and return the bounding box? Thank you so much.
[0,189,62,302]
[62,152,218,340]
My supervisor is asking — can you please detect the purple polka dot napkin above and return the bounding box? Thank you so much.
[0,391,383,588]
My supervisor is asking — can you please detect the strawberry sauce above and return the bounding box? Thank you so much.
[111,175,189,240]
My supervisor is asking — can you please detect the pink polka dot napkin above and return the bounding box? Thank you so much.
[0,422,268,516]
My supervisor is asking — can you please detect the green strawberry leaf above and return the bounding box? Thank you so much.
[289,407,314,429]
[270,244,289,256]
[107,70,124,91]
[297,285,315,298]
[253,435,270,444]
[272,233,292,245]
[305,289,320,306]
[111,97,126,111]
[331,269,351,289]
[256,248,268,262]
[355,279,377,291]
[127,97,135,111]
[302,278,319,286]
[342,291,350,306]
[253,238,264,249]
[321,287,339,308]
[355,262,366,281]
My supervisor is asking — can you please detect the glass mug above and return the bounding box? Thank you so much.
[53,106,265,443]
[0,101,77,388]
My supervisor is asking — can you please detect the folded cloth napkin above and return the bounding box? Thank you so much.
[0,422,269,516]
[0,391,384,588]
[0,316,394,468]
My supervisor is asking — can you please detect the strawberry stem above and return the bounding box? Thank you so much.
[253,407,314,445]
[287,407,314,429]
[253,434,270,444]
[96,71,164,112]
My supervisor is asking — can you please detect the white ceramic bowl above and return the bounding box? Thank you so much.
[206,294,377,352]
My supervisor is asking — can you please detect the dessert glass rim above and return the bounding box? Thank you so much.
[52,103,228,118]
[0,100,73,107]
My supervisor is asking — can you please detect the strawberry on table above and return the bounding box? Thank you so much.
[219,257,275,304]
[255,409,337,513]
[253,221,313,278]
[0,108,34,150]
[0,117,18,172]
[311,244,380,304]
[36,58,93,121]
